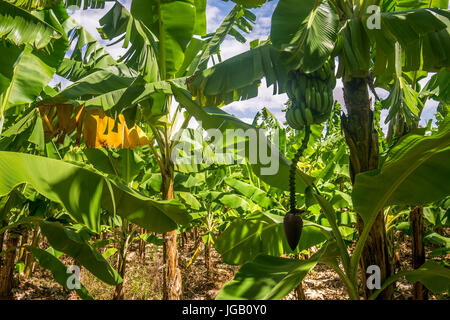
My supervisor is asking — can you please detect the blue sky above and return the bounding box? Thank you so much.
[57,0,438,131]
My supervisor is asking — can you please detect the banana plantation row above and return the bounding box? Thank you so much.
[0,0,449,300]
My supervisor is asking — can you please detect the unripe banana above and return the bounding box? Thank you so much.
[315,112,329,123]
[319,67,327,81]
[316,91,322,114]
[294,107,305,127]
[286,80,294,98]
[329,76,336,89]
[285,59,337,130]
[322,91,329,112]
[299,101,306,112]
[290,80,297,98]
[305,86,311,107]
[286,107,296,128]
[286,107,303,130]
[304,108,314,125]
[295,87,304,104]
[310,86,316,110]
[324,61,330,77]
[328,91,334,110]
[298,74,307,96]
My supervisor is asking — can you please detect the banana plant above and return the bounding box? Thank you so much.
[0,104,189,299]
[212,116,450,300]
[377,43,449,298]
[0,0,70,132]
[0,184,115,300]
[183,0,450,299]
[2,0,448,301]
[38,0,282,299]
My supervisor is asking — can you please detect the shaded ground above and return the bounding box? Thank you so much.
[11,231,449,300]
[12,237,238,300]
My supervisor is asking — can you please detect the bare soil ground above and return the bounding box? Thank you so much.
[11,231,449,300]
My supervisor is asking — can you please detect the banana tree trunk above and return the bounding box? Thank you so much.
[294,282,306,300]
[139,227,146,264]
[113,249,126,300]
[294,253,306,299]
[18,230,29,263]
[410,206,428,300]
[0,230,19,299]
[162,173,182,300]
[341,77,393,300]
[0,231,4,260]
[24,226,40,278]
[205,240,213,276]
[113,220,132,300]
[192,227,199,245]
[181,232,187,249]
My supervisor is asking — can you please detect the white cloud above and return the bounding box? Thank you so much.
[206,5,223,33]
[420,99,439,126]
[223,79,287,116]
[68,6,110,36]
[49,74,71,89]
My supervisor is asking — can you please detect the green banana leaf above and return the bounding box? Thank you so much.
[6,0,114,10]
[353,123,450,225]
[0,0,62,49]
[197,191,251,213]
[0,152,189,233]
[224,177,275,209]
[172,127,234,173]
[79,77,185,122]
[97,1,161,79]
[0,107,38,138]
[61,2,253,122]
[271,0,339,72]
[215,212,330,265]
[47,67,137,104]
[383,76,422,126]
[421,69,450,104]
[0,4,68,114]
[1,45,56,112]
[130,0,198,77]
[27,246,93,300]
[177,191,202,210]
[135,233,164,246]
[171,84,315,193]
[193,0,206,36]
[83,149,144,184]
[366,8,450,74]
[53,2,120,81]
[98,0,201,78]
[39,221,121,286]
[191,4,255,73]
[63,0,114,10]
[230,0,270,7]
[216,244,328,300]
[187,43,288,106]
[370,261,450,299]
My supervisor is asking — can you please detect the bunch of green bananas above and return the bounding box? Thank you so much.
[285,59,336,130]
